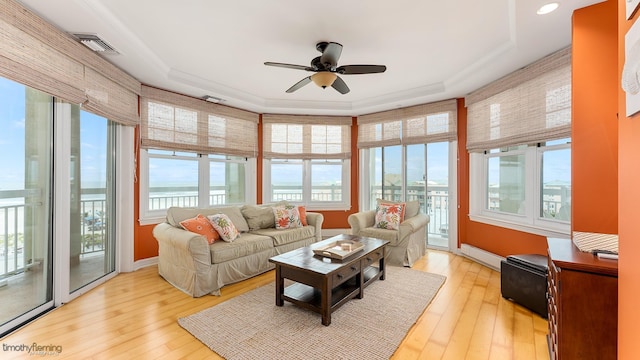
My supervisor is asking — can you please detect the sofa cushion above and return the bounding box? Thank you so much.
[241,204,276,230]
[167,206,250,233]
[251,226,315,246]
[209,233,274,264]
[357,227,400,246]
[179,214,220,244]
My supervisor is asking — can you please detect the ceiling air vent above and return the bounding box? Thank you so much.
[72,33,119,54]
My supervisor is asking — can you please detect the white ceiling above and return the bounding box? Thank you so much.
[18,0,602,116]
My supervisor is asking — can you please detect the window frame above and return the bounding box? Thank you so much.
[139,149,256,225]
[262,158,350,211]
[469,140,571,237]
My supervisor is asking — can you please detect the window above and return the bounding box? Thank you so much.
[470,139,571,236]
[466,48,572,237]
[361,142,454,248]
[139,86,258,223]
[357,99,458,249]
[262,114,352,210]
[486,145,527,215]
[263,158,349,209]
[540,139,571,221]
[140,149,254,223]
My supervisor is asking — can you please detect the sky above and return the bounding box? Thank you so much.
[0,77,108,191]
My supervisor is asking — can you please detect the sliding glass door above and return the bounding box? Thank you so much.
[363,141,454,250]
[0,76,119,337]
[69,108,116,292]
[0,79,54,334]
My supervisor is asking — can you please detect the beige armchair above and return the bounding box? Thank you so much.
[348,200,429,267]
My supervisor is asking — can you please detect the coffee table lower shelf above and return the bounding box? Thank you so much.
[282,266,382,316]
[270,235,389,326]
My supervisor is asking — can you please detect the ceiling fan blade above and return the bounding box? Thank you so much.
[286,76,312,93]
[337,64,387,75]
[320,42,343,68]
[331,76,350,94]
[264,62,313,71]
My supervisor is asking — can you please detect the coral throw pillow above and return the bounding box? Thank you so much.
[374,203,405,230]
[207,213,239,242]
[179,214,220,244]
[273,205,303,230]
[298,206,308,226]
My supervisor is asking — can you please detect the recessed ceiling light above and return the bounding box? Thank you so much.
[537,3,559,15]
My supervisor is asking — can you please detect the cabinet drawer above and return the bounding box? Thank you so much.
[332,262,361,286]
[362,249,384,267]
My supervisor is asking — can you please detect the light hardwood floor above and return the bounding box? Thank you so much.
[0,250,549,359]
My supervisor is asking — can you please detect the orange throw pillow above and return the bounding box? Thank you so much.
[298,206,308,226]
[179,214,220,244]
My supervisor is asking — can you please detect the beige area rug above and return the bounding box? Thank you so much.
[178,266,446,360]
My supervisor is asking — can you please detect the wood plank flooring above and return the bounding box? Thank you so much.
[0,250,549,359]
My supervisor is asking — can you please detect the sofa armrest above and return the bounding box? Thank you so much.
[153,222,211,269]
[399,213,430,241]
[348,210,376,235]
[305,212,324,242]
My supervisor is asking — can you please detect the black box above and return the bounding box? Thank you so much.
[500,254,548,318]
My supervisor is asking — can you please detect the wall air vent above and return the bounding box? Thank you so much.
[72,33,119,54]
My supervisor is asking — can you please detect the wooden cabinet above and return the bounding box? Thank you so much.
[547,238,618,360]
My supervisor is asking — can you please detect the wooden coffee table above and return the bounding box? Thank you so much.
[269,234,389,326]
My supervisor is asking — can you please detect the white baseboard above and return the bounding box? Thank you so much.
[459,244,505,271]
[133,256,158,271]
[322,228,351,238]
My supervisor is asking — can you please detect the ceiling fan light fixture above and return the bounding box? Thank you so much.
[311,72,337,88]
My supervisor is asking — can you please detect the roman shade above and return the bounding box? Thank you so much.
[0,0,141,126]
[262,114,351,160]
[140,85,258,158]
[465,47,571,152]
[357,99,458,148]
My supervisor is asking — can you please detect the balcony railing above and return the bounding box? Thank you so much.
[147,184,451,240]
[0,189,108,279]
[3,185,567,278]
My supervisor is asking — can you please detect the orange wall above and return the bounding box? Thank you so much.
[617,0,640,357]
[573,1,619,235]
[133,126,158,261]
[457,100,548,257]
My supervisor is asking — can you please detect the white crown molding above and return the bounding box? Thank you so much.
[78,0,520,117]
[78,0,170,76]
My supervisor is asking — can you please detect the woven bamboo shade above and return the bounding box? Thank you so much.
[465,47,571,152]
[0,0,140,125]
[357,99,457,149]
[140,85,258,157]
[262,114,351,160]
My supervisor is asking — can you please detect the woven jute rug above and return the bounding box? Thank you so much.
[178,266,446,360]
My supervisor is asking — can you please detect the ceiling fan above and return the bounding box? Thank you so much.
[264,41,387,94]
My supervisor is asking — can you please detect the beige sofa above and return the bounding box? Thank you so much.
[153,203,323,297]
[348,200,429,267]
